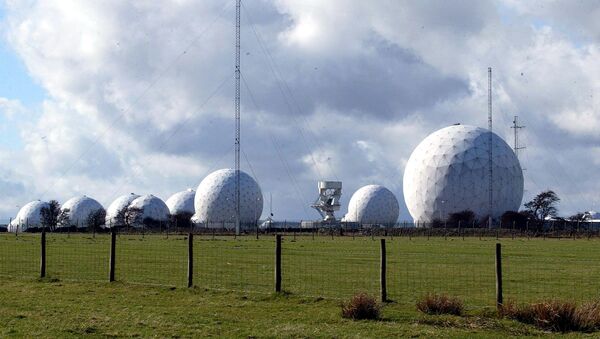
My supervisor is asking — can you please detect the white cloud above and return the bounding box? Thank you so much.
[1,0,600,220]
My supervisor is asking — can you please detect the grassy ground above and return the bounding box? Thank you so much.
[0,277,582,338]
[1,234,600,336]
[1,234,599,305]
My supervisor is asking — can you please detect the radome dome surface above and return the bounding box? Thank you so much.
[166,189,195,215]
[129,195,170,223]
[59,195,104,228]
[105,193,140,227]
[193,169,263,226]
[344,185,399,225]
[9,200,49,232]
[403,125,524,223]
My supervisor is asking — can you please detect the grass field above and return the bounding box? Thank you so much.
[2,233,600,306]
[2,233,600,337]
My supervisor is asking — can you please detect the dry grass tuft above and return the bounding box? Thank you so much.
[416,293,464,316]
[341,292,381,320]
[500,299,600,332]
[574,300,600,332]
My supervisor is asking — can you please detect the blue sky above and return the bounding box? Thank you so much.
[0,4,45,150]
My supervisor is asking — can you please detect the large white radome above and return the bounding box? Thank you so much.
[166,189,195,216]
[193,169,263,227]
[105,193,140,227]
[403,125,524,223]
[343,185,399,225]
[8,200,49,232]
[59,195,104,228]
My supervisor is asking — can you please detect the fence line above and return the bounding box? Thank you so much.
[1,232,599,308]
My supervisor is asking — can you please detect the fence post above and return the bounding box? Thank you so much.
[187,232,193,288]
[495,243,503,309]
[109,230,116,282]
[275,234,282,293]
[40,229,46,278]
[380,238,387,302]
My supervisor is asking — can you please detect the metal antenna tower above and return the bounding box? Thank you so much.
[488,67,493,228]
[511,115,525,159]
[235,0,241,235]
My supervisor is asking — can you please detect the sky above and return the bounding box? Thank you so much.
[1,0,599,222]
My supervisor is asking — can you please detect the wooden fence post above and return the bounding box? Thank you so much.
[40,229,46,278]
[495,243,503,309]
[109,230,116,282]
[187,233,193,288]
[275,234,282,293]
[380,238,387,302]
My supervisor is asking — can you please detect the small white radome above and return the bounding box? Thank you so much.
[59,195,104,228]
[105,193,140,227]
[8,200,49,232]
[166,189,195,216]
[343,185,399,225]
[128,194,170,224]
[193,168,263,228]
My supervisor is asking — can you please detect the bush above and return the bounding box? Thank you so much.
[416,293,463,316]
[500,299,600,332]
[341,292,381,320]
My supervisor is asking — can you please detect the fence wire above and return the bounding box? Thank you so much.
[2,231,600,308]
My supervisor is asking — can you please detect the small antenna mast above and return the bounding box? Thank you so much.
[235,0,241,235]
[488,67,493,228]
[511,116,526,158]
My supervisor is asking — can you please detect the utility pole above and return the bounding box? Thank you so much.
[234,0,241,236]
[488,67,493,229]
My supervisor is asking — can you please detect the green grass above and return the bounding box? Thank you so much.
[2,234,600,337]
[2,234,600,306]
[0,278,565,338]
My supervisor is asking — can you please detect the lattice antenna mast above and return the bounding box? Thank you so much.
[235,0,241,235]
[511,115,526,159]
[488,67,493,229]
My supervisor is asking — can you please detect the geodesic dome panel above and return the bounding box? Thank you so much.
[193,168,263,226]
[8,200,49,232]
[344,185,399,225]
[59,195,104,228]
[129,194,170,222]
[165,189,195,215]
[403,125,524,223]
[105,193,140,227]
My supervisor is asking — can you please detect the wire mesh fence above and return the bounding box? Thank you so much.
[2,230,600,309]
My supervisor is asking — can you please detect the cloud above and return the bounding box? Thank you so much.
[1,0,599,221]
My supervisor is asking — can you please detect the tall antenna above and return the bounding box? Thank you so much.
[488,67,493,228]
[511,115,525,159]
[234,0,241,235]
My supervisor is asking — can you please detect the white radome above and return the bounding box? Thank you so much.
[59,195,104,228]
[193,169,263,227]
[8,200,50,232]
[166,189,195,216]
[343,185,399,225]
[128,194,170,224]
[105,193,140,227]
[403,125,524,223]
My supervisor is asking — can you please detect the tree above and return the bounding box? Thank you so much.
[57,208,71,229]
[171,212,193,230]
[40,200,61,231]
[124,206,143,229]
[501,211,529,230]
[568,212,589,223]
[447,210,475,228]
[86,209,106,232]
[523,190,560,223]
